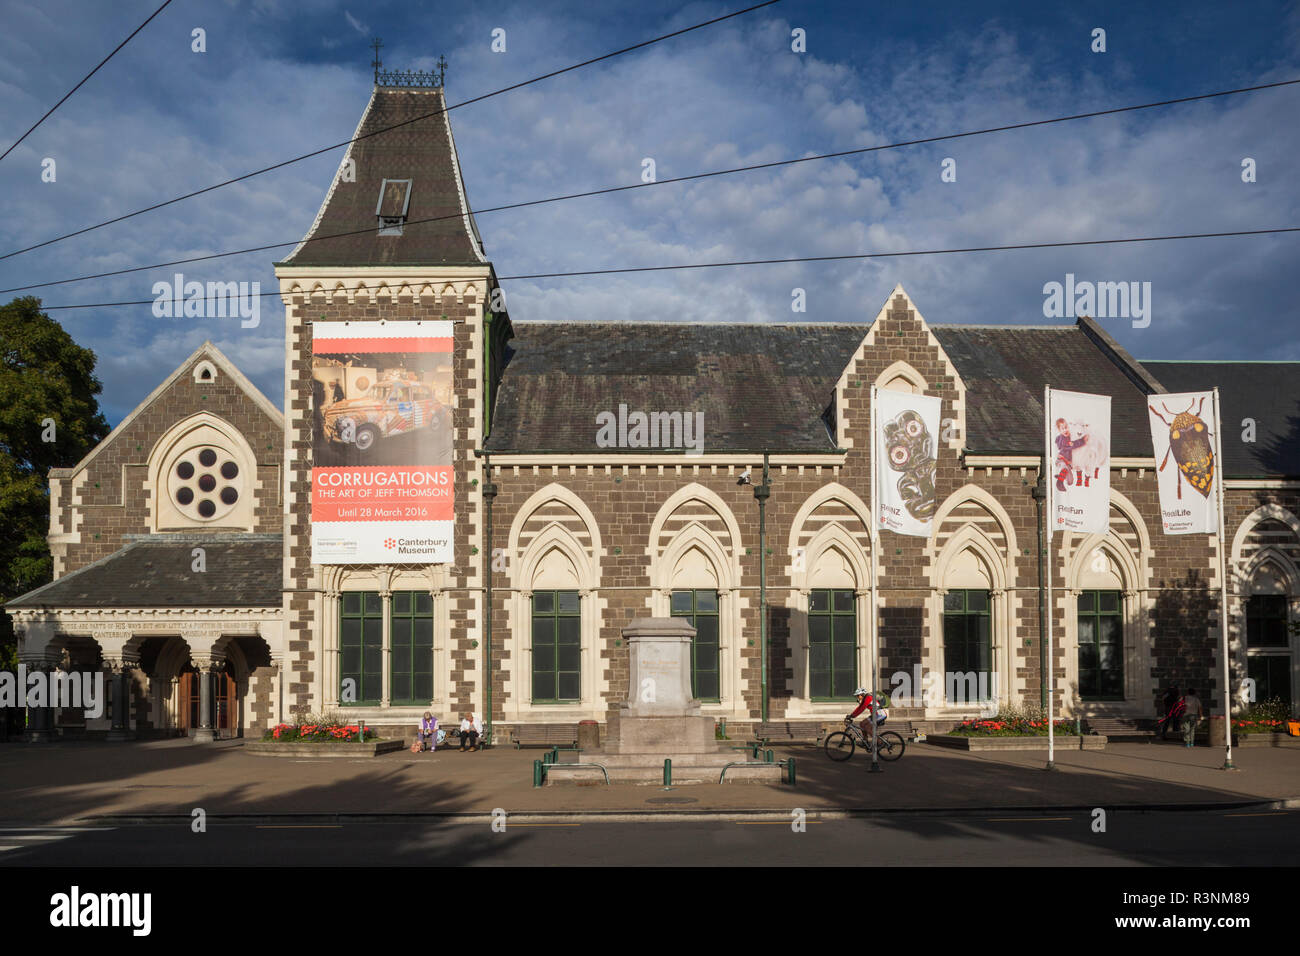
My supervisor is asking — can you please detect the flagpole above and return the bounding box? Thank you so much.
[1045,385,1055,770]
[1212,387,1236,771]
[869,385,882,773]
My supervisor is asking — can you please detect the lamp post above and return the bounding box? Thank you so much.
[755,451,771,723]
[482,452,497,747]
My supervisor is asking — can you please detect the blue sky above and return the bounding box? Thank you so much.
[1,0,1297,424]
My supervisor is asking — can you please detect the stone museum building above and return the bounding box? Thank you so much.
[7,74,1299,742]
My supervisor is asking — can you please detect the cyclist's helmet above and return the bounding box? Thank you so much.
[853,687,870,697]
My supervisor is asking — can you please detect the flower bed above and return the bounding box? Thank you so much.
[1231,718,1288,735]
[948,717,1080,737]
[1231,697,1294,735]
[263,722,380,743]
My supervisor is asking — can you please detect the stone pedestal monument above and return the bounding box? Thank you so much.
[545,617,782,785]
[604,617,721,755]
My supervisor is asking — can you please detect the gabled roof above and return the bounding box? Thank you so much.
[279,86,487,268]
[50,340,282,480]
[930,323,1158,457]
[483,322,867,453]
[6,534,282,610]
[1140,361,1300,477]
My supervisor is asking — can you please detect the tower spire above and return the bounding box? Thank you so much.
[371,37,383,83]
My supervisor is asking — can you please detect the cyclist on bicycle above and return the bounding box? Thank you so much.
[847,687,886,739]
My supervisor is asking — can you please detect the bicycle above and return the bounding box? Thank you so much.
[824,718,906,762]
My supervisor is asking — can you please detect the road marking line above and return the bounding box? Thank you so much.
[987,817,1073,822]
[254,825,343,829]
[1223,811,1288,817]
[505,823,581,828]
[734,821,824,825]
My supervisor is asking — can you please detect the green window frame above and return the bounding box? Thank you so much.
[1247,595,1288,648]
[1077,590,1123,701]
[340,591,383,705]
[1246,595,1291,706]
[671,589,720,701]
[943,589,992,701]
[808,589,857,700]
[532,590,581,703]
[390,590,434,705]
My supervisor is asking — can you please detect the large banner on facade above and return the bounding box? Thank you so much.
[1147,390,1218,534]
[311,321,454,563]
[1046,388,1111,536]
[873,387,942,538]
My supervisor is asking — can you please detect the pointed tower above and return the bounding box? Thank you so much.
[274,64,510,722]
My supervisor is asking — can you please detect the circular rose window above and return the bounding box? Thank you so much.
[168,445,243,521]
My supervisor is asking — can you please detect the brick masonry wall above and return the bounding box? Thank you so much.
[274,289,1275,725]
[281,287,482,720]
[479,294,1243,722]
[59,352,283,574]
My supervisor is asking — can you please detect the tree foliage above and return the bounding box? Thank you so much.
[0,297,110,646]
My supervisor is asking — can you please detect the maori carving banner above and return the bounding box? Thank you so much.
[873,388,942,538]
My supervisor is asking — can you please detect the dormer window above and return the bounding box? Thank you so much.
[377,178,412,235]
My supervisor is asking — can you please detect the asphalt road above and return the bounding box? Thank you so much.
[2,808,1295,866]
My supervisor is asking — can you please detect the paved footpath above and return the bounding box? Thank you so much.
[0,737,1296,824]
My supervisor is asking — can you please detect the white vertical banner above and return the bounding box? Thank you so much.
[1147,391,1218,535]
[873,388,942,538]
[1047,388,1111,536]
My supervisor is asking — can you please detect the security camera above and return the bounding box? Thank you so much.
[737,468,752,485]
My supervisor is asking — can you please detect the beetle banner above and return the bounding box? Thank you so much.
[311,321,454,563]
[873,388,942,537]
[1147,390,1218,535]
[1046,388,1111,536]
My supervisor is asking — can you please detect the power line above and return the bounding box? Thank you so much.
[33,225,1299,310]
[0,0,781,263]
[5,75,1297,296]
[0,0,176,164]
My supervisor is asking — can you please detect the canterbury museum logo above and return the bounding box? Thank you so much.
[0,666,105,718]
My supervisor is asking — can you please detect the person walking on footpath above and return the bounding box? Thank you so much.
[1159,684,1181,741]
[1181,686,1204,748]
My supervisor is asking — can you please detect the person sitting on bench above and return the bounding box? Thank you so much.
[458,712,482,752]
[417,712,439,752]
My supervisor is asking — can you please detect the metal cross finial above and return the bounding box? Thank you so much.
[371,38,384,82]
[436,54,447,86]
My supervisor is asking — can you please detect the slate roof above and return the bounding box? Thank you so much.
[280,87,486,268]
[483,322,868,452]
[6,535,283,610]
[933,325,1158,457]
[1140,362,1300,476]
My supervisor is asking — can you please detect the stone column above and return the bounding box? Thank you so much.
[106,660,128,741]
[192,654,219,742]
[22,660,56,743]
